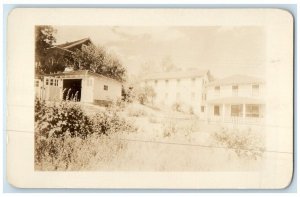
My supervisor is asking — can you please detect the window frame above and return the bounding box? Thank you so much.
[232,85,238,96]
[231,104,243,117]
[201,106,205,113]
[252,84,259,96]
[246,104,260,118]
[214,105,220,116]
[104,85,108,91]
[214,86,220,96]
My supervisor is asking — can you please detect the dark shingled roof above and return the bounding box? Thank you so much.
[55,38,92,49]
[48,38,92,53]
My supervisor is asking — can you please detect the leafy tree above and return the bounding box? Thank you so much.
[135,85,156,105]
[72,44,126,82]
[35,26,57,74]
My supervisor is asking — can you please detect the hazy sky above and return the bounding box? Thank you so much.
[54,26,266,79]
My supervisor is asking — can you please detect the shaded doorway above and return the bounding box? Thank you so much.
[63,79,82,101]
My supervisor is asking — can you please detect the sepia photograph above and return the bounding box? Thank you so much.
[6,8,293,188]
[34,26,270,171]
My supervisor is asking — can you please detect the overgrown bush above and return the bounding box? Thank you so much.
[121,85,135,103]
[172,102,182,112]
[162,120,196,139]
[35,133,127,170]
[92,108,137,135]
[212,128,265,160]
[163,121,178,138]
[135,85,156,105]
[35,99,93,139]
[34,99,137,170]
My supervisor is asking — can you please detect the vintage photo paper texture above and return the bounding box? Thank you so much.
[6,8,293,188]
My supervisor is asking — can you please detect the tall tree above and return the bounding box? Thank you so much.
[35,26,57,74]
[72,44,127,82]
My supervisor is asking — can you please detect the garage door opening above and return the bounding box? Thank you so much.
[63,79,82,101]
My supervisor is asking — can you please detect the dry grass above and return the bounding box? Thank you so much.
[35,101,265,171]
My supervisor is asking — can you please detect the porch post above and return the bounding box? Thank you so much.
[222,104,225,122]
[243,103,246,123]
[206,104,210,123]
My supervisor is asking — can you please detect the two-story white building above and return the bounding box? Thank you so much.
[140,70,213,118]
[206,75,265,125]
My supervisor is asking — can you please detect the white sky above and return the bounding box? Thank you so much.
[54,26,266,79]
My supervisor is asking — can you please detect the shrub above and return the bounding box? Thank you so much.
[35,133,127,170]
[135,85,156,105]
[163,121,178,138]
[172,102,182,112]
[114,98,126,110]
[34,99,137,170]
[92,108,137,135]
[35,99,93,139]
[212,128,265,160]
[121,85,134,103]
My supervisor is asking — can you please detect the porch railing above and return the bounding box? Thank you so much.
[208,115,264,125]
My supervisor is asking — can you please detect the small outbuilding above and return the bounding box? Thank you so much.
[35,70,122,105]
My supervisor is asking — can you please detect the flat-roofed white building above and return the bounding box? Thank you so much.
[35,70,122,105]
[140,70,213,118]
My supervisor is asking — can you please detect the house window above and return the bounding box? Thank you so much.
[202,93,206,101]
[232,85,238,96]
[154,80,158,86]
[177,79,180,86]
[45,79,49,85]
[252,84,259,96]
[35,80,39,87]
[191,92,195,100]
[201,106,205,112]
[246,104,260,117]
[214,105,220,116]
[104,85,108,91]
[214,86,220,96]
[192,78,195,86]
[50,79,53,86]
[165,80,169,86]
[231,104,243,117]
